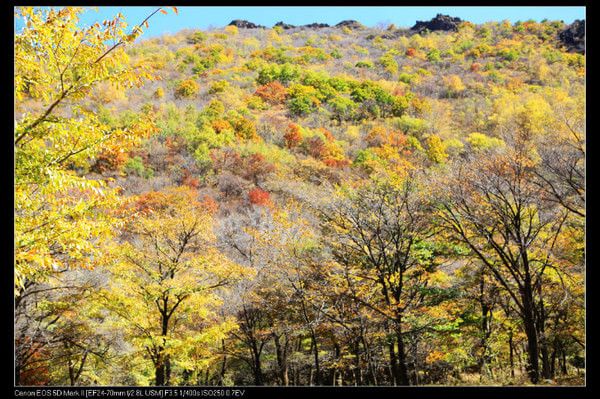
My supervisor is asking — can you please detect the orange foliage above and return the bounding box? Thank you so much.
[470,62,482,72]
[323,158,350,168]
[212,119,233,134]
[133,187,204,215]
[318,127,335,142]
[284,123,303,149]
[406,48,417,57]
[93,146,129,173]
[255,81,288,105]
[200,194,219,215]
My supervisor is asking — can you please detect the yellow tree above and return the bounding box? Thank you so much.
[14,7,171,297]
[104,187,249,386]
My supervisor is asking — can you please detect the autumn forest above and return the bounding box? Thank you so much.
[14,7,585,387]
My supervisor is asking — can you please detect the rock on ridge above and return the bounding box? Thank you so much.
[274,21,296,30]
[335,20,364,30]
[228,20,266,29]
[559,19,585,53]
[411,14,463,33]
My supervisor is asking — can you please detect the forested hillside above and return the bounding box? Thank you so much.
[14,7,585,386]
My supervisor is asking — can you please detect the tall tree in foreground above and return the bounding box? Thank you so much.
[104,187,248,386]
[14,6,163,299]
[438,135,582,384]
[321,175,438,385]
[106,188,250,386]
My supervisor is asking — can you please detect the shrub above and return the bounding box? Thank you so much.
[284,123,303,149]
[248,188,271,206]
[125,156,154,179]
[255,81,288,104]
[154,87,165,99]
[224,25,238,35]
[425,135,448,164]
[231,116,258,141]
[257,63,300,85]
[241,153,276,185]
[218,172,244,198]
[427,49,441,63]
[287,84,321,116]
[208,80,230,94]
[466,132,505,151]
[174,79,200,99]
[355,60,374,69]
[187,31,207,44]
[93,147,129,174]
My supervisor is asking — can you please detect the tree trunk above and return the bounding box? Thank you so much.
[251,342,263,385]
[396,331,410,385]
[309,330,321,385]
[388,338,398,386]
[219,339,227,386]
[522,285,540,384]
[274,334,289,386]
[155,353,165,386]
[509,329,515,378]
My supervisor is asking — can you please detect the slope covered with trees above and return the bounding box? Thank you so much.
[14,7,585,386]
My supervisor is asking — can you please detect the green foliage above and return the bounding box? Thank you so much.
[257,63,300,85]
[427,49,442,63]
[125,156,154,178]
[355,60,374,69]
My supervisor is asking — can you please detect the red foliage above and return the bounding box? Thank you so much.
[241,153,276,184]
[306,136,326,159]
[406,48,417,57]
[181,169,200,189]
[248,187,271,206]
[284,123,303,149]
[255,81,288,105]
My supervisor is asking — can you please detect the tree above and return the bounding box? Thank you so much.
[438,139,579,383]
[14,6,160,304]
[321,175,438,385]
[104,187,248,385]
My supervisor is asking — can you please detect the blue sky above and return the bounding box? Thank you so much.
[15,6,585,38]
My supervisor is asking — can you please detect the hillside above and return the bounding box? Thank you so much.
[15,8,585,387]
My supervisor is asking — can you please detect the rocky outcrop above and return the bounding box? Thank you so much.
[274,21,296,30]
[335,20,364,30]
[228,20,265,29]
[411,14,463,33]
[559,20,585,53]
[302,22,330,29]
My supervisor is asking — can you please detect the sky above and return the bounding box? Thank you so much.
[15,6,586,38]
